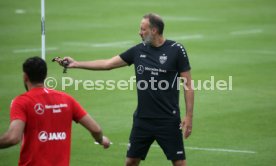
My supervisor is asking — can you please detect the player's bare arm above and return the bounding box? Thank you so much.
[180,71,194,139]
[78,114,110,149]
[0,120,25,148]
[61,55,128,70]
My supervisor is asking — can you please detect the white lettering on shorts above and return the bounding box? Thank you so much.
[177,151,183,154]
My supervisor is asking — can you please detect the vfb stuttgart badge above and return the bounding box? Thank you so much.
[159,54,167,64]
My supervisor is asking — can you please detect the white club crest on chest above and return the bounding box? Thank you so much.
[159,54,167,64]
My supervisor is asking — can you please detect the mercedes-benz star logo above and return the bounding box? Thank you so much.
[34,103,45,115]
[137,65,144,74]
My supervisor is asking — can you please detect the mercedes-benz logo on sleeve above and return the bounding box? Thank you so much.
[137,65,144,74]
[34,103,45,115]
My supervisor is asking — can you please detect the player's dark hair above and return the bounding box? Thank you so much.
[143,13,164,35]
[23,56,47,83]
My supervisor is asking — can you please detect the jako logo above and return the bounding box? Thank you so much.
[38,131,66,142]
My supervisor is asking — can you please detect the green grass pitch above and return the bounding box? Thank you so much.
[0,0,276,165]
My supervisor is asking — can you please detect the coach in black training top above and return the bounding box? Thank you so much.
[59,13,194,166]
[120,39,191,119]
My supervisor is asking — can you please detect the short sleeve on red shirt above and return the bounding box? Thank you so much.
[68,95,87,122]
[10,96,27,122]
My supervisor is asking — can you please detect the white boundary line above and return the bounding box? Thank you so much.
[13,47,58,54]
[63,41,134,48]
[15,9,26,14]
[169,34,204,41]
[230,29,263,35]
[225,49,276,55]
[164,16,221,22]
[185,147,256,154]
[118,143,256,154]
[94,142,113,145]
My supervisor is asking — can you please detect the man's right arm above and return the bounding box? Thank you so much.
[64,55,128,70]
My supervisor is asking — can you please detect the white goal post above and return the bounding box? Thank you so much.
[41,0,46,60]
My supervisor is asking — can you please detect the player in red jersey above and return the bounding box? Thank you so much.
[0,57,110,166]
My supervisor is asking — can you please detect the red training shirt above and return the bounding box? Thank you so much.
[10,87,87,166]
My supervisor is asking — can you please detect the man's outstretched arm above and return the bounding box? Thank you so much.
[63,55,128,70]
[0,120,25,149]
